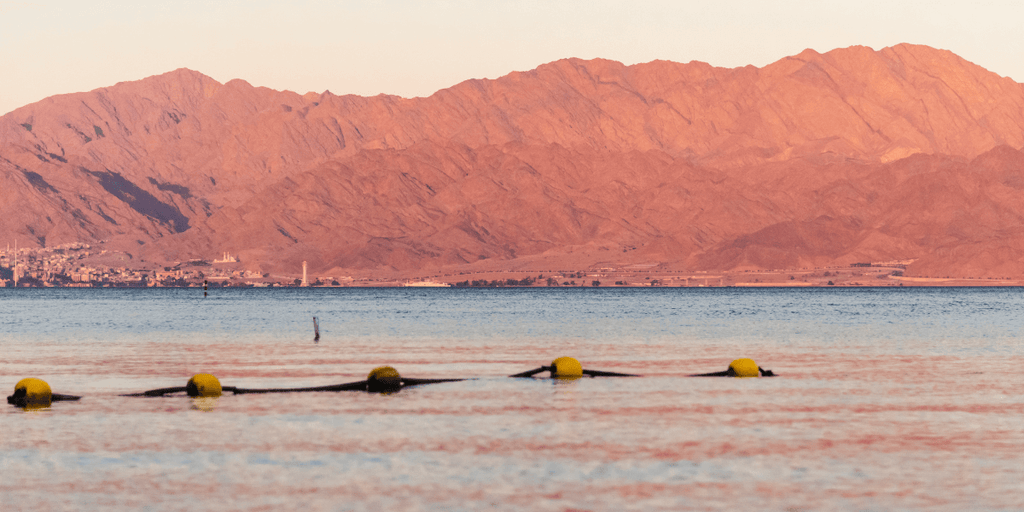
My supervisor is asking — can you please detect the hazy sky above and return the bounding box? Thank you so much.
[2,0,1022,115]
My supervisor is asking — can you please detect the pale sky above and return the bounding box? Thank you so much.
[1,0,1022,115]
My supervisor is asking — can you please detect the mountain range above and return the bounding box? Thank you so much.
[2,43,1023,278]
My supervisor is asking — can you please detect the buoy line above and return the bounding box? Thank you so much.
[8,358,777,408]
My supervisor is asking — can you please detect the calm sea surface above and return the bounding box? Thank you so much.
[1,287,1022,511]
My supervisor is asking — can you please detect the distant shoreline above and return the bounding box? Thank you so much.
[3,244,1019,288]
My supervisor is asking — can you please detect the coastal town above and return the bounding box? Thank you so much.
[2,242,1018,289]
[0,242,304,288]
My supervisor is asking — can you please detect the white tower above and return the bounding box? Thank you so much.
[302,261,308,287]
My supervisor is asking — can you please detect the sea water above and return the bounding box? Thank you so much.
[1,287,1022,511]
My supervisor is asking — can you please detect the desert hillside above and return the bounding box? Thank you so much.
[2,43,1023,278]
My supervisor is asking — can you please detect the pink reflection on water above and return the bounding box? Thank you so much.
[5,338,1024,510]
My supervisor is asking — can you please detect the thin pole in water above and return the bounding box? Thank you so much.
[313,316,320,342]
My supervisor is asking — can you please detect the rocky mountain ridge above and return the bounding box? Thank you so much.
[2,43,1023,278]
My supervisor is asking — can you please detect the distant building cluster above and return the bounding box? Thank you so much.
[0,243,351,288]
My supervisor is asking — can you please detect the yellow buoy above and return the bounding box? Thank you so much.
[367,366,402,393]
[368,366,401,381]
[729,358,760,378]
[12,378,52,407]
[550,357,583,379]
[186,374,223,397]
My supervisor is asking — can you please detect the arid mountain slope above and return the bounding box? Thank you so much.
[163,142,1024,278]
[2,44,1023,277]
